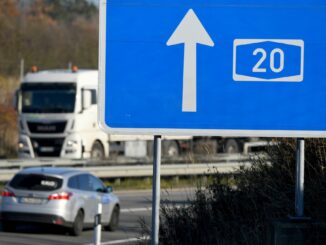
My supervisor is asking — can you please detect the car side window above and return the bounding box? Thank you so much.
[78,174,92,191]
[90,175,106,193]
[68,175,79,189]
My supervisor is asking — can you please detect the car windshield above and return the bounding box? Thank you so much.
[21,83,76,113]
[9,174,63,191]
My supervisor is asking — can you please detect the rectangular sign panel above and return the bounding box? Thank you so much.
[99,0,326,137]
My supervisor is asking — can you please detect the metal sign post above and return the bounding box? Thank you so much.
[295,138,305,217]
[151,135,161,245]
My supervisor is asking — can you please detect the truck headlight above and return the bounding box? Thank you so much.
[18,142,25,149]
[63,136,82,156]
[66,140,78,148]
[18,140,29,153]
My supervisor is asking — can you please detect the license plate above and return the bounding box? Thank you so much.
[20,197,43,204]
[39,147,55,152]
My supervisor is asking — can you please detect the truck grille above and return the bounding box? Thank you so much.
[31,138,64,157]
[27,121,67,134]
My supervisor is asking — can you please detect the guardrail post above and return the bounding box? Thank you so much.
[94,203,102,245]
[151,135,161,245]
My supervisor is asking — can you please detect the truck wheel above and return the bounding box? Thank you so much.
[91,141,105,160]
[224,139,240,154]
[162,141,179,157]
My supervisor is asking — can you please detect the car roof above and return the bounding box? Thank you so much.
[18,167,85,177]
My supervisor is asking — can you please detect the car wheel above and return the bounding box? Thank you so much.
[91,141,105,160]
[70,210,84,236]
[2,221,16,232]
[105,205,120,231]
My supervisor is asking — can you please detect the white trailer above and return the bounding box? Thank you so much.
[17,68,191,159]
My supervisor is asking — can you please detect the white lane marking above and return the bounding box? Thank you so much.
[121,207,151,213]
[121,204,188,213]
[85,236,149,245]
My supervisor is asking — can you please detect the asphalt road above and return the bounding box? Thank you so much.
[0,188,195,245]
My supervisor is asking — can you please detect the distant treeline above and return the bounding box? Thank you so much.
[0,0,99,76]
[0,0,98,157]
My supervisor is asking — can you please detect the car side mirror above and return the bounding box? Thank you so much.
[106,186,113,193]
[82,89,92,111]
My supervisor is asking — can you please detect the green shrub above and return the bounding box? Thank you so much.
[158,139,326,245]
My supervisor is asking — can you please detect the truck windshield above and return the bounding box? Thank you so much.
[21,83,76,113]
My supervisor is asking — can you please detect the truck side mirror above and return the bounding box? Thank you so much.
[82,89,92,110]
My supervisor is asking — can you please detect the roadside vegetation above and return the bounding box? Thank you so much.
[104,176,212,191]
[146,139,326,244]
[0,0,98,157]
[0,0,98,76]
[0,76,18,157]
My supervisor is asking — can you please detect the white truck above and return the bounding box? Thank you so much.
[16,68,192,159]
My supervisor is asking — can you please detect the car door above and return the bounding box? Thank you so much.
[77,174,99,224]
[89,175,111,224]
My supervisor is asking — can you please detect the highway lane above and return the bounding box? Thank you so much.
[0,188,195,245]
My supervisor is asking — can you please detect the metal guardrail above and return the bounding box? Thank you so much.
[0,162,252,182]
[0,156,256,182]
[87,162,253,179]
[0,158,89,169]
[0,154,253,169]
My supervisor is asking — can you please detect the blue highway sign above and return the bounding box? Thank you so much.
[99,0,326,137]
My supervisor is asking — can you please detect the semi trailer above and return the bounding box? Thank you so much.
[16,68,266,159]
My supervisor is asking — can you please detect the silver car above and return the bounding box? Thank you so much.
[0,167,120,236]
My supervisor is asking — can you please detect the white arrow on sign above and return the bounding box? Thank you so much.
[167,9,214,112]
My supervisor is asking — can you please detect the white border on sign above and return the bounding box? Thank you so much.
[98,0,108,134]
[98,3,326,138]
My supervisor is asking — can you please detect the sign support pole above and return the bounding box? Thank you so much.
[151,135,161,245]
[295,138,305,217]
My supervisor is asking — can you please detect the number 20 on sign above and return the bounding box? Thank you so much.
[233,39,304,82]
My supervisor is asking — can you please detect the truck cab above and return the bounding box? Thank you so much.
[17,68,109,159]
